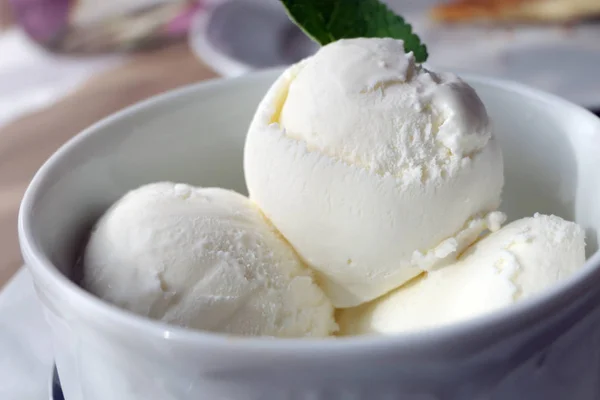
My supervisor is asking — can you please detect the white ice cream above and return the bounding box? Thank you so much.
[338,214,586,335]
[244,38,505,307]
[83,182,337,337]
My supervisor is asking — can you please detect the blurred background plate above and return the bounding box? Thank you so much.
[190,0,600,109]
[189,0,317,77]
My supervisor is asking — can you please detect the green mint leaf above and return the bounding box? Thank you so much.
[279,0,428,63]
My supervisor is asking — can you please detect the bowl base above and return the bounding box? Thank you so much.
[51,366,64,400]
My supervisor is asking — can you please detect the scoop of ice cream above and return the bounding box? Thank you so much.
[83,182,337,337]
[244,37,504,307]
[338,214,586,335]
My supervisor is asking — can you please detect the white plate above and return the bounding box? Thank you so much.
[190,0,600,108]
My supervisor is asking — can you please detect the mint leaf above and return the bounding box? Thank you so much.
[279,0,428,63]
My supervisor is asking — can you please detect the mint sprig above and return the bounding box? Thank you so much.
[279,0,428,63]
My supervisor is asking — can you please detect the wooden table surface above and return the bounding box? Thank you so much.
[0,42,217,288]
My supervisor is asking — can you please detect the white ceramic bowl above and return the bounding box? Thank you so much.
[19,69,600,400]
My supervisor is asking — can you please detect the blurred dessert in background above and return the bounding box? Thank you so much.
[431,0,600,23]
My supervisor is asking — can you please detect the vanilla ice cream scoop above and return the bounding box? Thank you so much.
[244,37,504,307]
[338,214,586,335]
[83,183,337,337]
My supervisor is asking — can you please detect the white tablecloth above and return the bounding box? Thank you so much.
[0,29,122,127]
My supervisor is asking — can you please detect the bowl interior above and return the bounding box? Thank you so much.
[23,70,600,287]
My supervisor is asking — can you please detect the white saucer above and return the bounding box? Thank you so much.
[0,268,54,400]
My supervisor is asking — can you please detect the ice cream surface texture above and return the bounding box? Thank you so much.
[83,182,337,337]
[338,214,586,335]
[244,37,505,308]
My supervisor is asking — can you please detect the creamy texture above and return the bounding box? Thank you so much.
[280,39,490,177]
[244,38,505,308]
[338,214,586,335]
[83,183,337,337]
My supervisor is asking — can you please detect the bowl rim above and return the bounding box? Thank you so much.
[18,67,600,356]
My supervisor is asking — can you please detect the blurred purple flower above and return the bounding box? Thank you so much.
[165,2,204,35]
[8,0,204,53]
[9,0,70,44]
